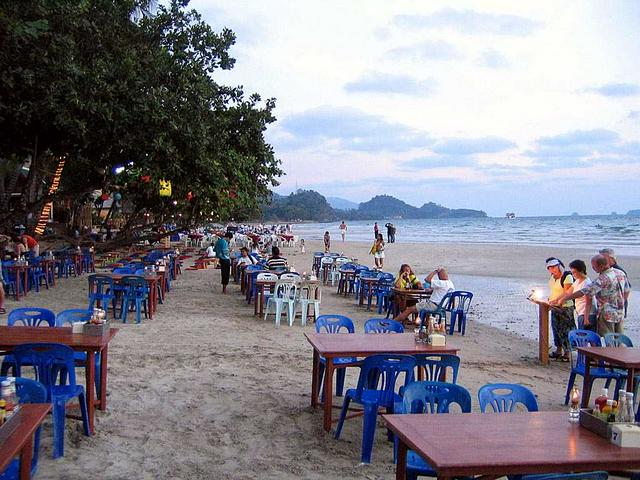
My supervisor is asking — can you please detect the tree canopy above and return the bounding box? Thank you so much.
[0,0,281,244]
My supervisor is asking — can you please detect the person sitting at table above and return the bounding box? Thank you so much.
[236,247,256,267]
[393,267,454,323]
[266,246,288,271]
[393,264,423,315]
[18,232,39,257]
[11,235,27,257]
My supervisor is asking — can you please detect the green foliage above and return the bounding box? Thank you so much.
[0,0,281,237]
[261,190,336,222]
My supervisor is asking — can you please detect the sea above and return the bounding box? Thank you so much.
[292,215,640,255]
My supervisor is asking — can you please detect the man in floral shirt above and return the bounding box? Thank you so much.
[554,254,629,335]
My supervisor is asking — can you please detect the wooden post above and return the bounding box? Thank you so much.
[538,303,550,365]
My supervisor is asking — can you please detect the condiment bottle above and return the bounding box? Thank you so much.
[625,392,635,423]
[616,390,627,422]
[594,388,609,412]
[0,380,17,417]
[603,399,616,422]
[0,399,6,425]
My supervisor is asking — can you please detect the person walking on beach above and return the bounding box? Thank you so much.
[568,259,597,331]
[545,257,574,361]
[339,221,347,242]
[214,231,233,294]
[323,231,331,253]
[370,233,385,269]
[553,254,629,336]
[373,222,379,240]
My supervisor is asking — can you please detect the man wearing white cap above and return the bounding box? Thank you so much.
[546,257,575,361]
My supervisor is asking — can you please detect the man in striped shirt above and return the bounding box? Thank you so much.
[266,246,288,270]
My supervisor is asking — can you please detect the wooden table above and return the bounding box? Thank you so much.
[391,287,431,318]
[0,404,51,480]
[0,326,118,435]
[5,265,29,300]
[254,279,276,316]
[384,411,640,480]
[578,346,640,410]
[337,269,356,296]
[358,277,379,308]
[305,333,458,432]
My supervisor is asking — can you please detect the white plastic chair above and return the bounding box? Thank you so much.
[257,272,279,304]
[297,283,321,326]
[264,281,298,327]
[280,272,301,281]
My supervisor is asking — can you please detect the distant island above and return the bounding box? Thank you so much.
[260,190,487,222]
[627,209,640,217]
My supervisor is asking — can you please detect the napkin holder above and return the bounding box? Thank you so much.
[611,424,640,447]
[72,322,86,334]
[428,333,446,346]
[83,322,110,336]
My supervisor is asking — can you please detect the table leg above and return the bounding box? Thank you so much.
[99,347,108,411]
[86,351,96,434]
[323,357,334,432]
[311,349,319,407]
[627,368,635,395]
[396,439,407,480]
[19,434,33,480]
[581,354,592,408]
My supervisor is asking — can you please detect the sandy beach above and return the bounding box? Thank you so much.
[3,239,637,479]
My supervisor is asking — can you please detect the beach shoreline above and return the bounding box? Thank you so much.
[4,239,634,479]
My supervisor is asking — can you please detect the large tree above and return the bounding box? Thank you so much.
[0,0,281,245]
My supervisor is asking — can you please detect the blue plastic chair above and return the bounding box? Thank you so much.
[603,333,633,347]
[393,381,471,479]
[364,318,404,334]
[478,383,539,412]
[55,309,102,398]
[603,333,639,399]
[118,276,149,323]
[112,267,136,275]
[1,261,18,299]
[27,259,49,292]
[12,343,90,458]
[565,330,624,405]
[418,291,454,327]
[447,291,473,335]
[0,308,56,376]
[334,354,416,464]
[413,354,460,384]
[0,377,47,480]
[87,274,116,318]
[315,315,359,399]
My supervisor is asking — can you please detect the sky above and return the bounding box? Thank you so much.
[190,0,640,217]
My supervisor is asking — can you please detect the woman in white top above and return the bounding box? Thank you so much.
[568,259,597,331]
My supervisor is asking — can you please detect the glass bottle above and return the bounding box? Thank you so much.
[616,390,627,422]
[0,399,5,425]
[625,392,635,423]
[568,386,580,423]
[594,388,609,411]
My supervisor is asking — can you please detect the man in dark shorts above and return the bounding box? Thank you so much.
[214,231,233,293]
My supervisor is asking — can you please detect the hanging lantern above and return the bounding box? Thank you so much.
[228,190,238,199]
[100,193,110,201]
[159,179,172,197]
[140,175,151,183]
[186,191,194,202]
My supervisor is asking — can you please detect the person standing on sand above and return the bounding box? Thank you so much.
[373,222,379,240]
[323,231,331,253]
[568,259,597,331]
[370,233,385,269]
[545,257,574,362]
[554,254,629,336]
[339,221,347,242]
[599,247,631,317]
[214,231,233,294]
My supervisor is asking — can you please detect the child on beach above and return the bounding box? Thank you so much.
[323,231,330,253]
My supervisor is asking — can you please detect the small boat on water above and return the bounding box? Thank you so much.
[505,212,516,219]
